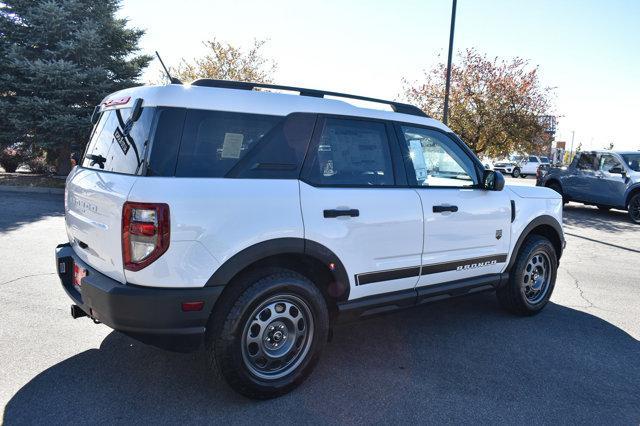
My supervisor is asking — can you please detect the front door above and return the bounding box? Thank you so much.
[299,117,424,300]
[594,153,628,207]
[395,125,512,287]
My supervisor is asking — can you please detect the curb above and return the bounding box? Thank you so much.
[0,185,64,195]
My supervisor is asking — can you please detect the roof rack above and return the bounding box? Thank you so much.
[190,79,429,118]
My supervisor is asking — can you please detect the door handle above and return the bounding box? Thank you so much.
[433,205,458,213]
[323,209,360,218]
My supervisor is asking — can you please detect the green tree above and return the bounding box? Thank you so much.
[0,0,151,174]
[170,38,277,83]
[402,48,555,158]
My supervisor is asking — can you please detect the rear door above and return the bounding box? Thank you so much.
[395,125,511,287]
[299,116,423,300]
[566,152,599,201]
[65,105,154,283]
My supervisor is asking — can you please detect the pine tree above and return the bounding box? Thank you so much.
[0,0,151,174]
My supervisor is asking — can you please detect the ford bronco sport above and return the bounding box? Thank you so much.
[55,80,565,399]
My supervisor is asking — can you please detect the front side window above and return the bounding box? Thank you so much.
[400,126,477,187]
[82,107,154,175]
[622,154,640,172]
[599,154,622,172]
[175,110,282,177]
[529,156,539,163]
[577,153,598,171]
[304,118,394,186]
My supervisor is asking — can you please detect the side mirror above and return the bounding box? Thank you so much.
[483,170,505,191]
[609,166,625,175]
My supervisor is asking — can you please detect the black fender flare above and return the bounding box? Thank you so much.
[507,215,564,271]
[624,184,640,207]
[204,238,350,300]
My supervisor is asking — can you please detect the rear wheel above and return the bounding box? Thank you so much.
[497,235,557,316]
[511,168,521,178]
[206,270,329,399]
[628,193,640,224]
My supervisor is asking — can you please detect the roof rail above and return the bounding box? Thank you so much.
[190,79,429,118]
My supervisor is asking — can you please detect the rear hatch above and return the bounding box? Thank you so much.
[65,101,154,283]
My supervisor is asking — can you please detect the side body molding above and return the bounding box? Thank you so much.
[507,215,564,271]
[204,238,350,301]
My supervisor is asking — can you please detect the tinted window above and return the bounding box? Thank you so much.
[528,156,539,162]
[82,107,154,175]
[577,153,598,171]
[175,110,282,177]
[400,126,477,187]
[540,157,550,163]
[622,154,640,172]
[147,108,186,176]
[230,113,316,179]
[304,118,394,186]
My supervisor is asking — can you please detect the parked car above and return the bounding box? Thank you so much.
[539,150,640,223]
[494,155,550,178]
[55,80,565,398]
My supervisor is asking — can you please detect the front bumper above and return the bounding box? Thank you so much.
[55,243,223,352]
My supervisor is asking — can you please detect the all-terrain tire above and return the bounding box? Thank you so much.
[628,193,640,224]
[205,270,329,399]
[497,235,557,316]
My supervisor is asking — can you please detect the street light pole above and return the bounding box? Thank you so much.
[443,0,457,126]
[569,130,575,162]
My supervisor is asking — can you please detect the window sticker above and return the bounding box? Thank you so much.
[113,127,129,154]
[221,133,244,159]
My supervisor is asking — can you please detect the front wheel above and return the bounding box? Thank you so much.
[497,235,557,316]
[206,270,329,399]
[511,168,521,178]
[628,193,640,224]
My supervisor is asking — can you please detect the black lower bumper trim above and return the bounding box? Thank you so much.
[55,243,223,352]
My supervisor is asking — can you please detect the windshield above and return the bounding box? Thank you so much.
[622,154,640,172]
[82,107,154,175]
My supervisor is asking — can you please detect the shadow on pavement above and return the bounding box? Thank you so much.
[563,203,633,234]
[0,192,64,233]
[4,293,639,424]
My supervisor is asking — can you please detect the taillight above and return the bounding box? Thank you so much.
[122,202,170,271]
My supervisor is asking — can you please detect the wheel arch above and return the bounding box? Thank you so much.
[624,184,640,208]
[205,238,350,316]
[507,215,564,272]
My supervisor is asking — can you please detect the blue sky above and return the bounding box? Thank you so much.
[119,0,640,150]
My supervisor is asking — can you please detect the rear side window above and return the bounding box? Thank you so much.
[175,110,282,177]
[303,118,394,186]
[82,107,154,175]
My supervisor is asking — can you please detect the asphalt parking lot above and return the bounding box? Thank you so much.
[1,181,639,424]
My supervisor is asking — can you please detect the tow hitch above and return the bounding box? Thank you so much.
[70,304,87,319]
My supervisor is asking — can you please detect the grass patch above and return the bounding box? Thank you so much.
[0,172,66,189]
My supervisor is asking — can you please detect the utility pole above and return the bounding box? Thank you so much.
[569,130,575,162]
[443,0,457,126]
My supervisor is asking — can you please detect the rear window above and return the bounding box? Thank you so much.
[174,110,282,177]
[82,107,154,175]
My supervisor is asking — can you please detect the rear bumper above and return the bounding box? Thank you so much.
[55,243,223,352]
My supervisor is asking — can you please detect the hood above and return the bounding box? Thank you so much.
[507,185,561,200]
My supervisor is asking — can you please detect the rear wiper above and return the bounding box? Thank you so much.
[86,154,106,169]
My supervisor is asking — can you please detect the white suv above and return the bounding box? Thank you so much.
[55,80,565,399]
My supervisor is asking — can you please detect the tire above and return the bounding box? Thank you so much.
[520,174,527,178]
[497,235,557,316]
[597,205,611,212]
[205,270,329,399]
[628,193,640,224]
[511,168,521,178]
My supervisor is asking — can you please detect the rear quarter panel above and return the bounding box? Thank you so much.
[125,178,304,288]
